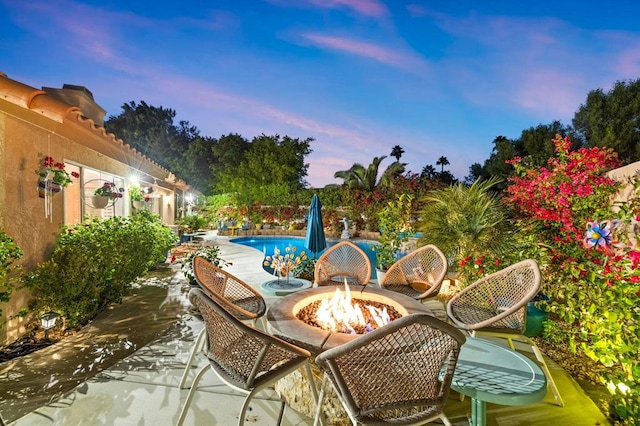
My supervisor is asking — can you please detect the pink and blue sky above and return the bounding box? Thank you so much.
[2,0,639,187]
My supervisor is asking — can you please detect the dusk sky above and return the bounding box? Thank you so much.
[2,0,640,187]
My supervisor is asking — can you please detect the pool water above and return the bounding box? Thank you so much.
[230,236,378,272]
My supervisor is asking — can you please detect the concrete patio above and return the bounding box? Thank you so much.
[1,233,610,425]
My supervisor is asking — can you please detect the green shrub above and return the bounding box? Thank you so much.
[178,246,228,284]
[374,194,414,270]
[23,211,176,328]
[176,214,210,232]
[0,231,23,321]
[293,255,317,281]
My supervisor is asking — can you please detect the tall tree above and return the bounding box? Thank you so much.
[465,163,484,184]
[421,164,437,180]
[104,101,200,187]
[390,145,405,161]
[211,133,250,193]
[217,134,313,204]
[573,79,640,164]
[334,156,405,192]
[519,121,579,169]
[436,156,450,173]
[181,135,215,193]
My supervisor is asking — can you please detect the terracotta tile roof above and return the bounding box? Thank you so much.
[0,72,189,190]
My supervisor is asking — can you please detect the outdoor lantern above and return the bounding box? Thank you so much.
[40,311,59,340]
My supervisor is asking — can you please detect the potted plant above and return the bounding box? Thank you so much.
[129,186,149,209]
[36,156,79,197]
[93,182,124,208]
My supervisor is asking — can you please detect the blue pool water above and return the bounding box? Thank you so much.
[230,236,378,271]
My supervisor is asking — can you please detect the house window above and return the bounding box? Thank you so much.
[64,165,126,225]
[83,169,126,220]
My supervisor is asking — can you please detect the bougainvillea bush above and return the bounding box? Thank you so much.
[505,134,639,424]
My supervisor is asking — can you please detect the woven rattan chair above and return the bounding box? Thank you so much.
[314,240,371,286]
[446,259,563,407]
[312,313,465,426]
[179,256,267,389]
[178,288,318,426]
[380,244,448,300]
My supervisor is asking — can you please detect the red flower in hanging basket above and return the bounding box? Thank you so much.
[37,156,78,187]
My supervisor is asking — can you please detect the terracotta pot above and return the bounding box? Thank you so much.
[37,180,62,198]
[92,195,110,209]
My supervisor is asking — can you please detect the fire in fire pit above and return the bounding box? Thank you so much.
[296,283,402,334]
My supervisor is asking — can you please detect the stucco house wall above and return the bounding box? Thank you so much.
[0,73,190,344]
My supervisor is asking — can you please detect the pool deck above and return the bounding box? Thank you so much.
[2,232,610,425]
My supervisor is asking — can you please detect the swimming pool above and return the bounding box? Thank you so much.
[230,236,379,272]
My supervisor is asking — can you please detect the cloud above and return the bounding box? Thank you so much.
[264,0,389,19]
[301,33,430,74]
[306,0,388,18]
[415,10,640,121]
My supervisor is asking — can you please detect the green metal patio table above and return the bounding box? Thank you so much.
[451,337,547,426]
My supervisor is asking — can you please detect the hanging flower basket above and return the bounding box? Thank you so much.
[92,195,110,209]
[37,179,63,198]
[92,182,124,209]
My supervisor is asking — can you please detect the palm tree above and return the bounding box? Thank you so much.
[334,156,405,192]
[390,145,405,162]
[421,164,437,180]
[416,177,513,267]
[436,156,450,173]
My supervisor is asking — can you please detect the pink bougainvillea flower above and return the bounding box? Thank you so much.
[629,250,640,268]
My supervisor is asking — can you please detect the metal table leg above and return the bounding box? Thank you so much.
[470,398,487,426]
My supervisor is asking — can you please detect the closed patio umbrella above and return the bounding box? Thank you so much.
[305,194,326,255]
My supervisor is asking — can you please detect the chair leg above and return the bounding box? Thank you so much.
[313,375,329,426]
[304,362,325,426]
[177,364,210,426]
[440,413,452,426]
[275,401,286,426]
[179,328,206,389]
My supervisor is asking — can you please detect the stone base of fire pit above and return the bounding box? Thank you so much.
[274,362,351,425]
[268,285,440,423]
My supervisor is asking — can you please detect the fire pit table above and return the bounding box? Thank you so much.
[266,284,435,424]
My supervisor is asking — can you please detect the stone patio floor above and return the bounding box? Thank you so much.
[0,232,610,425]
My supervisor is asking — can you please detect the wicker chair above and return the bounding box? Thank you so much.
[312,313,465,426]
[178,288,317,426]
[380,244,448,300]
[446,259,563,407]
[179,256,267,389]
[314,240,371,286]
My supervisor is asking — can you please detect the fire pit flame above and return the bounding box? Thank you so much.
[315,282,391,334]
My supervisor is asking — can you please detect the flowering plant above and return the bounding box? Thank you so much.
[264,246,307,282]
[175,246,230,284]
[129,186,150,202]
[37,156,79,187]
[94,182,124,200]
[458,254,503,285]
[505,134,640,422]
